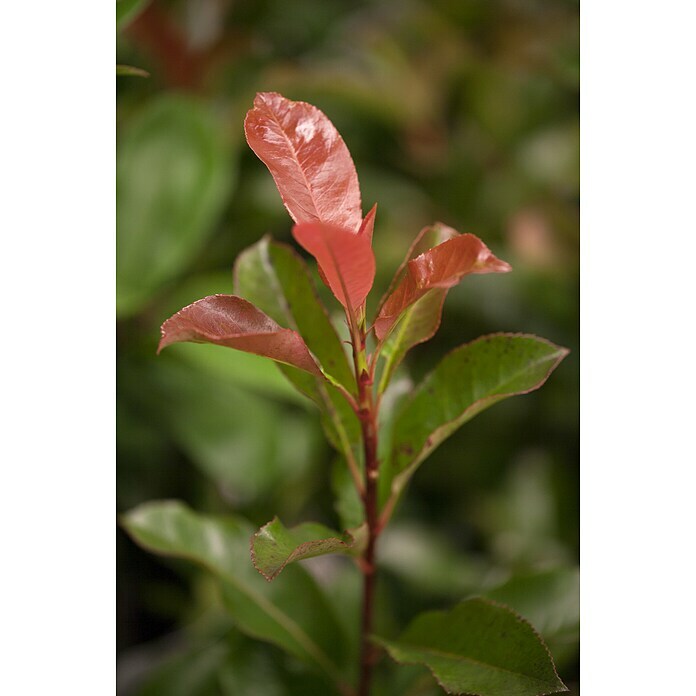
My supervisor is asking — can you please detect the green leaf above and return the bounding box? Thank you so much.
[376,598,567,696]
[484,568,580,669]
[121,501,350,688]
[378,289,447,392]
[116,0,151,31]
[382,334,569,511]
[234,237,363,483]
[252,517,367,581]
[116,64,150,77]
[117,95,232,316]
[234,236,356,394]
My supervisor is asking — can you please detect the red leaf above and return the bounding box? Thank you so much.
[244,92,363,232]
[292,222,375,311]
[375,229,511,340]
[158,295,322,376]
[358,203,377,244]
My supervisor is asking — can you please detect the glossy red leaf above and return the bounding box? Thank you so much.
[293,222,375,312]
[358,203,377,244]
[375,230,511,340]
[244,92,363,232]
[158,294,323,376]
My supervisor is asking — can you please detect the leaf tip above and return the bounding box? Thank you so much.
[250,516,283,582]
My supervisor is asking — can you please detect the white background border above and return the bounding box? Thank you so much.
[0,1,115,693]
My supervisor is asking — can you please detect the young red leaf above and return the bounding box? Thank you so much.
[293,221,375,311]
[158,294,323,376]
[375,232,511,340]
[358,203,377,244]
[244,92,363,232]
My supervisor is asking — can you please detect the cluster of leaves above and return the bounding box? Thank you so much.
[122,91,570,696]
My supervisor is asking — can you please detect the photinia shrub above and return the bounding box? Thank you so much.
[123,92,570,696]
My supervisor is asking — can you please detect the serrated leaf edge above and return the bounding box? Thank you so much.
[387,332,569,506]
[251,517,368,582]
[119,501,346,686]
[375,597,568,696]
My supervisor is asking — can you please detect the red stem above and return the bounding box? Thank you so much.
[352,319,380,696]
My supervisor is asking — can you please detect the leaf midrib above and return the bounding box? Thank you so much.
[389,642,559,689]
[122,518,345,686]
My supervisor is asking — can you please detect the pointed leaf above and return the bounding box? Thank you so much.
[382,334,569,510]
[375,224,458,391]
[376,598,567,696]
[358,203,378,244]
[244,92,362,231]
[484,568,580,649]
[234,237,355,394]
[375,229,511,341]
[158,295,322,377]
[121,502,351,687]
[252,518,367,581]
[293,221,375,310]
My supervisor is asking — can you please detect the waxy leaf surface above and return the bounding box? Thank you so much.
[375,230,511,340]
[377,598,567,696]
[376,224,458,391]
[234,236,355,393]
[293,221,375,310]
[252,518,367,581]
[158,295,322,377]
[382,334,569,509]
[121,502,350,688]
[245,92,362,231]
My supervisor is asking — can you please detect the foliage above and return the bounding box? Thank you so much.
[117,2,578,694]
[122,89,570,695]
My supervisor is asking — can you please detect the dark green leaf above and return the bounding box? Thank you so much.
[252,517,367,581]
[116,64,150,77]
[376,598,567,696]
[116,0,151,31]
[484,569,580,669]
[117,95,232,316]
[382,334,569,511]
[121,501,351,688]
[234,236,355,393]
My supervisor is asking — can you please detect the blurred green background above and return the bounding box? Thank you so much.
[117,0,579,693]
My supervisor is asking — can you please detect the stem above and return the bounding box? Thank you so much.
[351,312,381,696]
